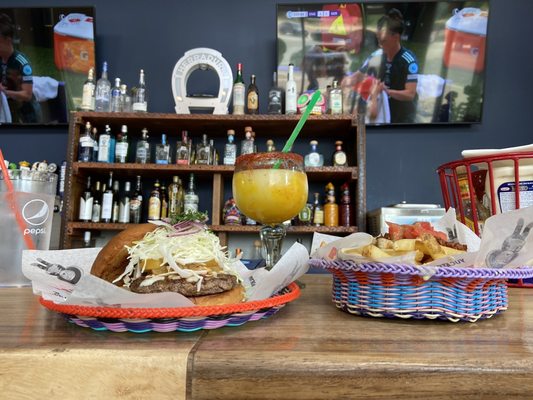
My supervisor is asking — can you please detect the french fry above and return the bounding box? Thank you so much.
[376,237,394,250]
[392,239,417,252]
[420,233,445,260]
[441,246,466,256]
[362,245,392,259]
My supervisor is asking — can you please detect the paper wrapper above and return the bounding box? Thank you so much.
[312,207,533,276]
[22,242,309,308]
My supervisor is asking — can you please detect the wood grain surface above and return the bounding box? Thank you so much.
[1,275,533,399]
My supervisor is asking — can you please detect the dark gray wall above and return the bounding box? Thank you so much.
[1,0,532,213]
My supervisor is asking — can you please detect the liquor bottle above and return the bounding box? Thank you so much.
[210,139,218,165]
[78,121,94,162]
[175,130,190,165]
[135,128,151,164]
[304,140,324,167]
[80,67,96,111]
[339,182,353,227]
[91,127,99,162]
[155,133,170,164]
[110,77,122,112]
[324,182,339,227]
[97,125,112,163]
[184,173,199,213]
[329,80,343,115]
[132,69,148,112]
[325,85,331,114]
[285,63,297,114]
[95,61,111,112]
[120,84,132,112]
[160,182,168,219]
[312,192,324,226]
[247,74,259,114]
[267,71,283,114]
[118,181,131,223]
[111,180,120,223]
[223,129,237,165]
[195,134,211,165]
[91,181,102,223]
[240,127,255,155]
[266,139,276,152]
[78,176,93,222]
[101,172,114,223]
[232,63,245,115]
[148,180,162,220]
[298,203,312,226]
[129,175,143,224]
[332,140,348,167]
[82,231,93,248]
[168,175,183,220]
[115,125,129,163]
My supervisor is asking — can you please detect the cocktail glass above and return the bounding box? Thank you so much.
[233,152,308,269]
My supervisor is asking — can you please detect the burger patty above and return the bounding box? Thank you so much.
[129,273,238,296]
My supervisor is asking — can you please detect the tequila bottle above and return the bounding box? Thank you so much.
[110,77,122,112]
[101,172,114,223]
[267,71,283,114]
[175,130,190,165]
[78,176,93,222]
[78,121,94,162]
[184,173,199,213]
[132,69,148,112]
[118,181,131,223]
[240,127,255,155]
[120,84,132,112]
[95,61,111,112]
[135,128,151,164]
[232,63,245,115]
[115,125,129,163]
[80,67,95,111]
[266,139,276,152]
[129,175,143,224]
[323,182,339,227]
[329,80,343,114]
[111,180,120,223]
[339,182,353,227]
[91,127,99,162]
[312,192,324,226]
[155,133,170,164]
[168,175,184,219]
[332,140,347,166]
[247,74,259,114]
[160,182,168,219]
[304,140,324,167]
[195,134,211,165]
[285,63,297,114]
[223,129,237,165]
[148,180,161,220]
[91,181,102,223]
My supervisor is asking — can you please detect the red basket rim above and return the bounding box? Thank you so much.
[39,282,301,319]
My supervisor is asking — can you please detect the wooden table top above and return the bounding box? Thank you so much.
[2,274,533,399]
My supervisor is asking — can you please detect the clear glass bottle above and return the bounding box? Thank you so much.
[223,129,237,165]
[110,77,122,112]
[312,192,324,226]
[101,172,114,223]
[78,176,93,222]
[267,71,283,114]
[111,180,120,223]
[175,130,190,165]
[184,173,199,213]
[232,62,245,115]
[247,74,259,114]
[135,128,151,164]
[115,125,129,163]
[91,181,102,223]
[304,140,324,167]
[195,134,211,165]
[129,175,143,224]
[298,203,312,226]
[240,127,255,155]
[329,80,343,114]
[148,180,161,220]
[168,175,183,220]
[95,61,111,112]
[80,67,95,111]
[78,121,94,162]
[91,127,99,162]
[155,133,170,164]
[132,69,148,112]
[285,63,297,114]
[160,182,168,219]
[209,139,218,165]
[118,181,131,223]
[120,84,132,112]
[97,125,113,163]
[332,140,348,166]
[266,139,276,152]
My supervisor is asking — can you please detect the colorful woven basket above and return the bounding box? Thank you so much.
[309,259,533,322]
[39,282,300,333]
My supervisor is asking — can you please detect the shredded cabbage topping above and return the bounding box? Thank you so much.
[113,221,240,291]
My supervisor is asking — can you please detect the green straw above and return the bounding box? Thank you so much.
[281,90,322,153]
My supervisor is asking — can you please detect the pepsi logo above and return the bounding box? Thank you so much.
[22,199,50,226]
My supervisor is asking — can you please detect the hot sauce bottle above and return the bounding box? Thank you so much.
[323,182,339,227]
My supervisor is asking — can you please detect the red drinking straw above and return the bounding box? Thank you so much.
[0,149,36,250]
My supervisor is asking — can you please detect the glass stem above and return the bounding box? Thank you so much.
[259,224,286,270]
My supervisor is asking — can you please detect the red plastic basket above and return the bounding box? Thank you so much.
[437,151,533,288]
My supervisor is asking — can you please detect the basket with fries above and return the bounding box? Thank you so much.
[310,210,533,322]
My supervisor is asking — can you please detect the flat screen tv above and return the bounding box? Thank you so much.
[277,2,490,125]
[0,6,96,125]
